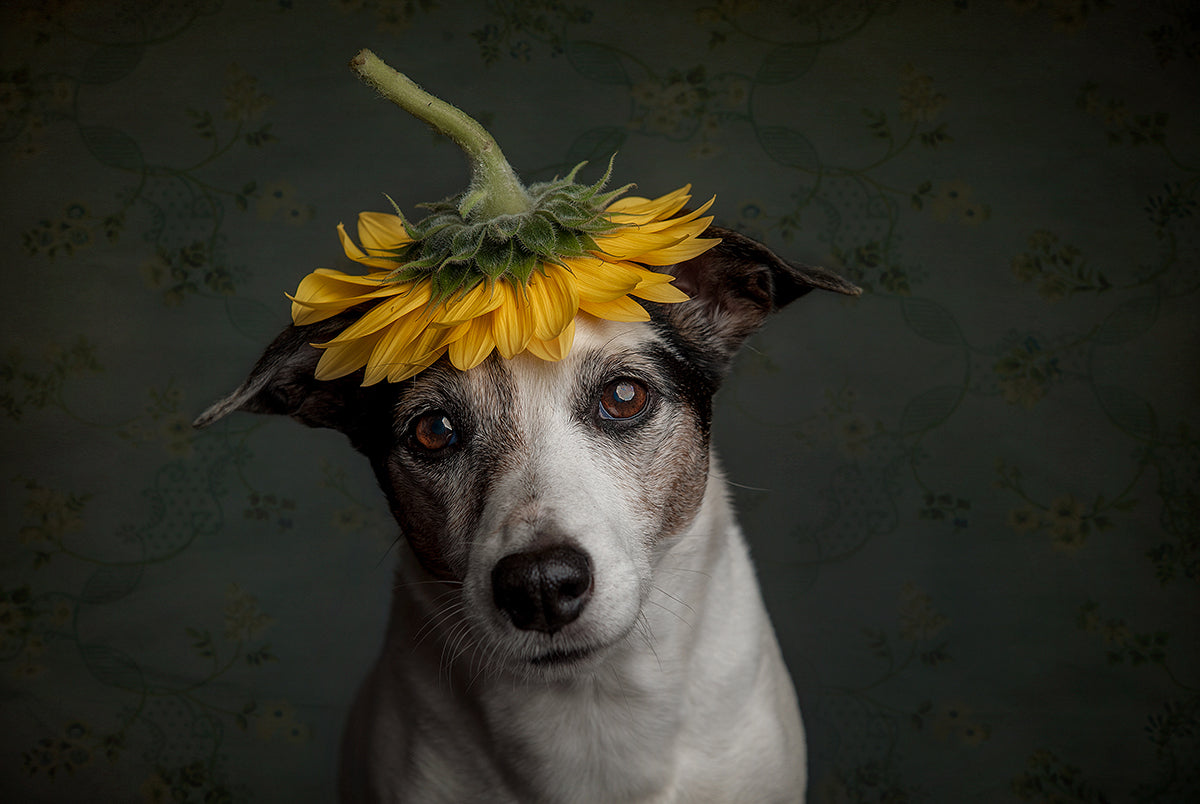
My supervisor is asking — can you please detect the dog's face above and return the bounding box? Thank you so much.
[380,315,713,677]
[196,226,857,680]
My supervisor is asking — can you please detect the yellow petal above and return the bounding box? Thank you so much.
[324,283,433,343]
[605,185,692,222]
[291,268,392,303]
[580,295,650,323]
[447,316,496,371]
[624,196,715,233]
[362,311,442,385]
[593,229,689,260]
[357,211,412,252]
[313,329,387,382]
[339,223,400,269]
[432,281,504,327]
[525,318,575,362]
[632,277,690,303]
[291,301,339,326]
[289,270,402,325]
[526,265,579,341]
[562,256,644,303]
[387,326,455,382]
[630,236,722,266]
[491,282,534,359]
[643,213,714,242]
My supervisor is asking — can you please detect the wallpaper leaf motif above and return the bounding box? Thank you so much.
[564,40,629,85]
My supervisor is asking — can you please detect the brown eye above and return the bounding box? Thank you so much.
[412,411,458,451]
[599,379,648,421]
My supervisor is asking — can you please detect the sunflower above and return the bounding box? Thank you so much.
[284,50,720,385]
[289,186,716,384]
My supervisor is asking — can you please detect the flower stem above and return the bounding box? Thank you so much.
[350,49,532,220]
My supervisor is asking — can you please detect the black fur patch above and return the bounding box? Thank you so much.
[370,357,524,581]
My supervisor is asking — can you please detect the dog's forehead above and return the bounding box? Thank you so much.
[508,316,670,409]
[393,316,664,416]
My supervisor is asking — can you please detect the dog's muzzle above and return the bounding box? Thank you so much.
[491,544,593,634]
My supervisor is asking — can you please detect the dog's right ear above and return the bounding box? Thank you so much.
[193,312,388,447]
[652,225,860,379]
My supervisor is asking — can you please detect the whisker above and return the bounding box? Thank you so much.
[375,535,405,568]
[654,565,712,580]
[645,597,692,629]
[650,584,695,615]
[608,664,635,717]
[468,638,505,691]
[635,612,663,672]
[440,620,474,685]
[412,599,466,648]
[725,479,772,492]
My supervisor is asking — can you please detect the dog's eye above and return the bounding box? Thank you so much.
[599,379,648,421]
[411,411,458,452]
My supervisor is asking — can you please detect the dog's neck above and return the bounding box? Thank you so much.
[379,461,768,800]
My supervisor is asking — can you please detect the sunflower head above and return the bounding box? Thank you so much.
[287,51,719,385]
[373,157,632,300]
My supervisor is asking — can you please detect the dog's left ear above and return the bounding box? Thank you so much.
[192,311,389,451]
[654,225,860,372]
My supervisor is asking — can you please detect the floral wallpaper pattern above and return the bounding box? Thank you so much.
[1,0,1196,801]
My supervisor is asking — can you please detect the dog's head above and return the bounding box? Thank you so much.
[197,225,857,679]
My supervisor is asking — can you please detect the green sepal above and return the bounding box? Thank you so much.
[516,214,556,254]
[451,224,488,262]
[553,227,586,258]
[489,215,526,240]
[384,193,419,241]
[430,260,475,305]
[476,238,515,280]
[370,154,637,299]
[506,245,539,285]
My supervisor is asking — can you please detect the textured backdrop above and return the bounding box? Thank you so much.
[1,0,1197,801]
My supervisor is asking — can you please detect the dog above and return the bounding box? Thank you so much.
[196,224,858,802]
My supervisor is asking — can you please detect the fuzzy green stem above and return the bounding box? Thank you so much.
[350,49,532,220]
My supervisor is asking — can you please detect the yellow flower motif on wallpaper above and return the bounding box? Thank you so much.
[994,336,1061,409]
[255,699,312,743]
[1007,507,1041,532]
[1047,493,1088,551]
[223,65,272,122]
[140,773,172,804]
[1010,229,1113,301]
[161,414,195,457]
[20,721,114,778]
[898,583,950,642]
[928,180,989,225]
[999,459,1123,553]
[256,181,316,226]
[17,479,88,545]
[898,64,947,123]
[931,702,992,746]
[222,583,274,643]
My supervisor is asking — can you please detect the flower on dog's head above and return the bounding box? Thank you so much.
[287,50,718,384]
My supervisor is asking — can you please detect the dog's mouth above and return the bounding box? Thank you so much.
[529,644,596,667]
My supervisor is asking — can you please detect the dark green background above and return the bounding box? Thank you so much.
[2,0,1196,800]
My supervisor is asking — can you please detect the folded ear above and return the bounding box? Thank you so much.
[193,312,390,450]
[651,225,860,377]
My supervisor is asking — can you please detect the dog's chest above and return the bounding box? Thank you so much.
[482,664,685,799]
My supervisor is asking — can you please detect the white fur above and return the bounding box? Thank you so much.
[338,317,806,802]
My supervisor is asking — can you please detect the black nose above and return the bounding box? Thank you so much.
[491,544,593,634]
